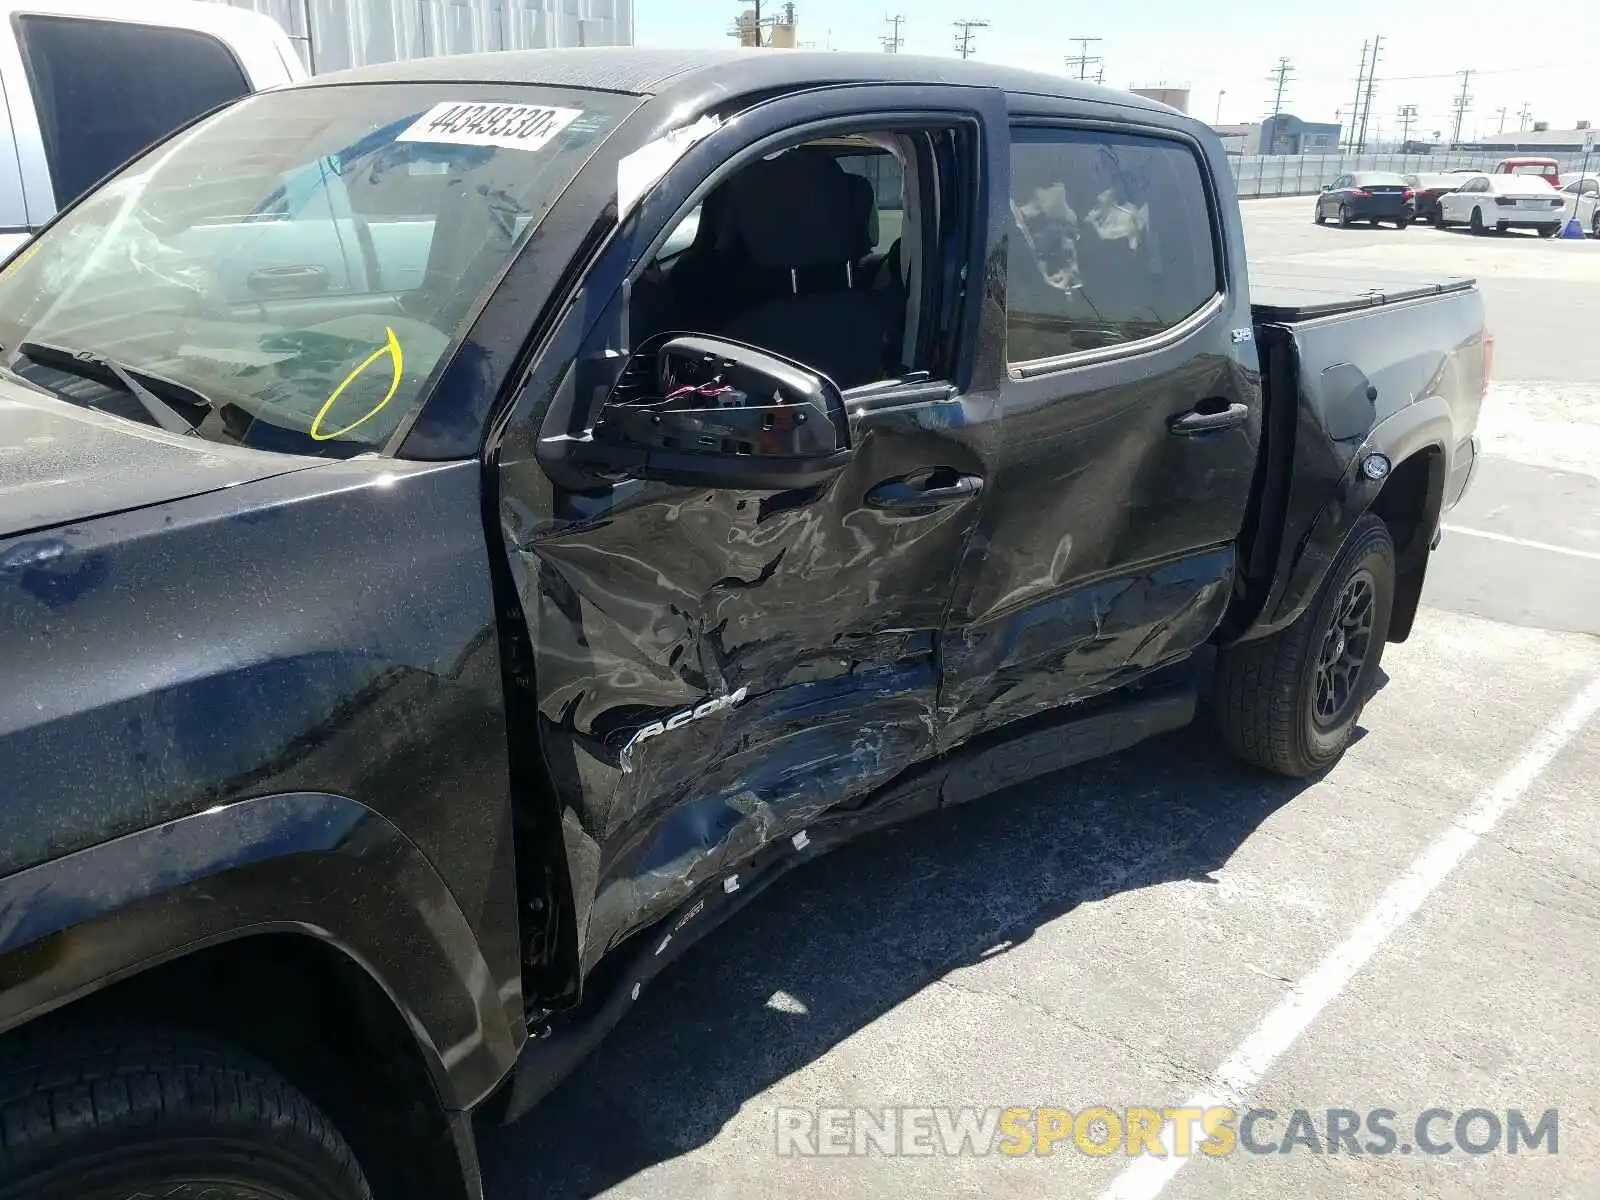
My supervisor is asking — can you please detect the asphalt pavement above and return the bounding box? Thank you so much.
[482,195,1600,1200]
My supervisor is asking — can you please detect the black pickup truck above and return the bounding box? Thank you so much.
[0,49,1485,1200]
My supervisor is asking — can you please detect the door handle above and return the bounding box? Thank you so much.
[247,265,330,297]
[865,472,984,510]
[1167,401,1250,436]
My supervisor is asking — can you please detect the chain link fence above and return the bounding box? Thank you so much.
[1229,153,1594,198]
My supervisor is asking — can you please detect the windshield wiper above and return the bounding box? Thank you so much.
[13,340,212,437]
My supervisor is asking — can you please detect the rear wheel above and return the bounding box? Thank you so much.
[1434,207,1450,227]
[0,1027,372,1200]
[1213,514,1395,777]
[1369,216,1381,226]
[1469,207,1486,235]
[1592,211,1600,238]
[1538,223,1558,238]
[1338,203,1352,228]
[1395,216,1410,229]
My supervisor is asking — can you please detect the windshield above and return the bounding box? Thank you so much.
[0,83,633,456]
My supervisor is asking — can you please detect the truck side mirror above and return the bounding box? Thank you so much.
[583,335,853,490]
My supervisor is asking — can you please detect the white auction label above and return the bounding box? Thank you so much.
[395,101,583,152]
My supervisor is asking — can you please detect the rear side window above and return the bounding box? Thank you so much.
[17,15,250,211]
[1007,128,1219,365]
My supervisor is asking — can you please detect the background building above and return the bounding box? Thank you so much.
[1257,114,1341,155]
[1211,122,1261,155]
[217,0,635,74]
[1130,86,1190,114]
[1453,122,1594,155]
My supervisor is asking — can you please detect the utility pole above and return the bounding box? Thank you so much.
[1495,106,1508,134]
[1266,57,1293,118]
[1517,101,1532,129]
[1064,35,1103,81]
[1450,70,1473,148]
[1397,103,1418,147]
[952,18,989,60]
[1346,41,1370,153]
[1356,34,1383,153]
[881,12,905,53]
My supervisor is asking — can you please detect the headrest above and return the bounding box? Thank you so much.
[840,172,879,260]
[727,151,858,270]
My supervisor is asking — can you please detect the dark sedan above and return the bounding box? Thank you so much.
[1314,171,1415,228]
[1404,172,1463,225]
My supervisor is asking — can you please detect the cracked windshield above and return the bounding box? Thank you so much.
[0,83,631,455]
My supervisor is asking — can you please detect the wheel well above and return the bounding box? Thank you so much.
[1369,445,1445,642]
[27,933,475,1200]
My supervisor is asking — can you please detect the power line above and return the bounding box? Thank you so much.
[1450,70,1473,147]
[952,18,989,61]
[1064,36,1103,81]
[881,12,905,53]
[1266,57,1293,117]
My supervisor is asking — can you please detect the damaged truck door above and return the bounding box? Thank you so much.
[501,84,1012,977]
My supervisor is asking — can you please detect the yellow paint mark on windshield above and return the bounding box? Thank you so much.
[310,326,404,442]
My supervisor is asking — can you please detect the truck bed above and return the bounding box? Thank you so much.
[1249,267,1477,324]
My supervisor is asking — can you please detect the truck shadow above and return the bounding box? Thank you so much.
[480,706,1341,1198]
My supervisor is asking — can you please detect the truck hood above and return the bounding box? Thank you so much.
[0,376,323,538]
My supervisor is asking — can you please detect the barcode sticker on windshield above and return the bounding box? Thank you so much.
[396,102,583,152]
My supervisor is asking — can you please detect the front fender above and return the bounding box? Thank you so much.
[1265,393,1454,631]
[0,791,522,1111]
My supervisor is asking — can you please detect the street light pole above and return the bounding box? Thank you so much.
[1215,90,1225,124]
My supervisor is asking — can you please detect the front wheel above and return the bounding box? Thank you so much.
[1314,203,1326,225]
[0,1027,372,1200]
[1469,207,1486,235]
[1213,514,1396,777]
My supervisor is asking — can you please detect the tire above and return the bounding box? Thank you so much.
[1313,203,1326,225]
[1369,216,1381,226]
[1338,203,1352,228]
[1538,224,1558,238]
[0,1027,372,1200]
[1395,217,1410,229]
[1469,207,1485,235]
[1591,211,1599,238]
[1495,221,1508,235]
[1213,514,1396,777]
[1434,207,1450,228]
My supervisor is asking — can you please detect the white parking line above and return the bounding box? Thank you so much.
[1099,671,1600,1200]
[1443,524,1600,562]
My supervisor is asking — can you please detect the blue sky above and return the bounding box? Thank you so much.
[636,1,1596,142]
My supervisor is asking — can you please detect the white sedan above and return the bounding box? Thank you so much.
[1436,173,1568,236]
[1558,175,1600,238]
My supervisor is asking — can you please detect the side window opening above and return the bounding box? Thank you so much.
[619,129,950,396]
[1006,127,1220,366]
[16,15,251,213]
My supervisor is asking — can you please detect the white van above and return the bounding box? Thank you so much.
[0,0,304,259]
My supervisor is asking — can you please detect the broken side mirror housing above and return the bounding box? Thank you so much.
[581,335,853,490]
